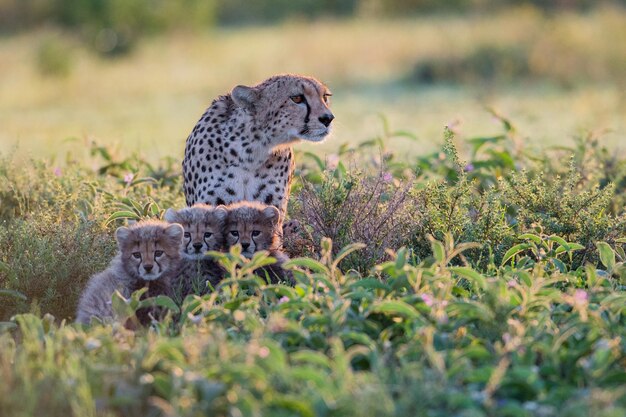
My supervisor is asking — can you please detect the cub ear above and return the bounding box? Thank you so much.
[213,205,228,223]
[164,223,184,244]
[262,206,280,224]
[232,85,259,111]
[163,208,177,223]
[115,226,131,247]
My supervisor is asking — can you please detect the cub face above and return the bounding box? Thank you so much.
[116,220,183,281]
[225,202,281,258]
[232,74,334,144]
[164,204,228,259]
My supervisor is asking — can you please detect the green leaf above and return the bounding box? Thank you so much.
[139,295,180,314]
[105,211,139,225]
[283,258,330,275]
[596,242,616,271]
[449,267,487,291]
[518,233,542,244]
[290,350,332,369]
[431,240,445,263]
[347,278,391,292]
[332,243,366,270]
[0,289,27,301]
[111,290,134,319]
[368,300,420,319]
[501,243,533,266]
[302,151,326,171]
[547,235,569,250]
[268,395,314,417]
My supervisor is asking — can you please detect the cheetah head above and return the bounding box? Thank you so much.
[116,221,183,282]
[164,204,228,259]
[232,74,334,145]
[225,202,281,258]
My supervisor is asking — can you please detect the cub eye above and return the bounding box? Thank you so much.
[230,231,239,237]
[290,95,305,104]
[204,232,213,238]
[323,93,332,103]
[154,250,164,257]
[184,232,191,238]
[132,252,141,259]
[252,230,261,237]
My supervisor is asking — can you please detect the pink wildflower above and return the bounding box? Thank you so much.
[382,172,393,183]
[278,296,289,305]
[258,346,270,358]
[53,167,62,177]
[123,172,134,185]
[421,293,434,307]
[573,289,588,304]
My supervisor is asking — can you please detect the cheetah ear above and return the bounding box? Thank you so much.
[115,226,131,247]
[213,205,228,223]
[163,208,177,223]
[262,206,280,224]
[164,223,184,245]
[232,85,258,111]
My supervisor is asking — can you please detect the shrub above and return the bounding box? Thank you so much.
[292,168,421,271]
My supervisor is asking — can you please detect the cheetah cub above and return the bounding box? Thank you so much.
[75,220,183,325]
[225,201,294,285]
[164,204,228,301]
[164,204,228,259]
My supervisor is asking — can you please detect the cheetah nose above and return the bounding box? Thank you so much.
[241,242,251,251]
[318,113,334,127]
[193,243,203,252]
[144,264,153,273]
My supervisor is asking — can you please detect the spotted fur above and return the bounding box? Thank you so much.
[182,74,334,220]
[225,201,294,285]
[164,204,228,259]
[164,204,227,301]
[75,220,183,325]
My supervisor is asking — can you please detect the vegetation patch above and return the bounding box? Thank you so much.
[2,116,626,415]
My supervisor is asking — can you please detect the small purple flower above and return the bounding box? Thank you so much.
[278,296,289,305]
[507,279,516,288]
[382,172,393,183]
[464,163,474,172]
[53,167,62,177]
[420,293,434,307]
[123,172,134,185]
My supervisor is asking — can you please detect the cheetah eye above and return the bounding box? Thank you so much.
[204,232,213,238]
[252,230,261,237]
[132,252,141,259]
[154,250,164,257]
[230,231,239,237]
[290,95,305,104]
[323,93,332,103]
[184,232,191,239]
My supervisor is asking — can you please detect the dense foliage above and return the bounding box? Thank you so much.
[1,117,626,416]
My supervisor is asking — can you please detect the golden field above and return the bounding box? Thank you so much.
[1,7,624,163]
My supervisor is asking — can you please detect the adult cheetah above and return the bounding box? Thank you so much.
[182,74,334,220]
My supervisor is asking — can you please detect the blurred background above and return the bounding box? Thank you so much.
[0,0,624,162]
